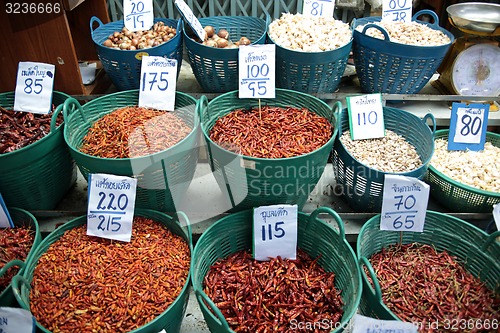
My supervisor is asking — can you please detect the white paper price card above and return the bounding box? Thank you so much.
[175,0,205,41]
[353,314,418,333]
[381,175,430,233]
[0,193,14,228]
[303,0,335,18]
[139,56,177,111]
[0,307,35,333]
[493,204,500,232]
[448,103,489,151]
[253,204,297,261]
[239,44,276,99]
[123,0,154,32]
[347,93,385,140]
[382,0,412,22]
[14,62,55,114]
[87,173,138,242]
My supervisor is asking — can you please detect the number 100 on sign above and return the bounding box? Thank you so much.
[239,44,275,99]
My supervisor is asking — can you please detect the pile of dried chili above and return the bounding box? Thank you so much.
[369,243,499,332]
[0,226,35,293]
[204,249,344,332]
[0,106,62,154]
[80,106,192,158]
[209,106,332,158]
[30,217,190,333]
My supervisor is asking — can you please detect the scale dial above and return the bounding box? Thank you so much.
[451,43,500,96]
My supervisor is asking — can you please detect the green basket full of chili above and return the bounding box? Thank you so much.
[62,90,199,212]
[357,211,500,328]
[0,91,77,210]
[0,207,41,307]
[13,208,192,333]
[191,207,362,332]
[199,89,339,212]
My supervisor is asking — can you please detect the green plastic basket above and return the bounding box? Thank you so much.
[426,130,500,213]
[199,89,339,212]
[183,16,268,93]
[0,91,77,210]
[357,210,500,321]
[62,90,199,212]
[0,208,41,307]
[191,207,362,333]
[12,208,192,333]
[332,107,436,212]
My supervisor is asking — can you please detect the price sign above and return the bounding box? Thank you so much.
[138,56,177,111]
[0,194,14,228]
[253,204,297,261]
[123,0,153,32]
[303,0,335,18]
[381,175,430,232]
[175,0,205,41]
[493,204,500,233]
[239,44,276,99]
[0,307,35,333]
[87,174,137,242]
[13,62,54,114]
[353,314,418,333]
[448,103,489,151]
[382,0,412,22]
[346,93,385,140]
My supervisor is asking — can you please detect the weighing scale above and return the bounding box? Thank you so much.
[433,3,500,100]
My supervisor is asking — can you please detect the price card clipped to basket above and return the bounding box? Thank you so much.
[346,94,385,140]
[380,175,430,232]
[87,173,138,242]
[0,193,14,228]
[352,314,418,333]
[175,0,205,41]
[303,0,335,18]
[13,61,55,114]
[382,0,412,22]
[253,204,298,261]
[239,45,276,99]
[493,203,500,233]
[0,307,35,333]
[448,103,489,151]
[123,0,153,32]
[139,56,177,111]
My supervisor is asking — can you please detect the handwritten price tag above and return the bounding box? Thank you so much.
[239,44,276,99]
[139,56,177,111]
[0,194,14,228]
[347,93,385,140]
[353,314,418,333]
[175,0,205,41]
[448,103,489,151]
[0,307,35,333]
[14,62,54,114]
[493,204,500,233]
[123,0,153,32]
[87,174,137,242]
[253,204,297,261]
[381,175,429,232]
[382,0,412,22]
[303,0,335,17]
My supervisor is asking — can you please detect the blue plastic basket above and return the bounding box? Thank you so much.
[352,10,454,94]
[331,107,436,212]
[183,16,268,93]
[90,17,183,91]
[268,27,353,93]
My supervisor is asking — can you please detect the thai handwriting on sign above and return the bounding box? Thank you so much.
[239,44,276,99]
[14,61,55,114]
[346,93,385,140]
[139,56,177,111]
[448,103,489,151]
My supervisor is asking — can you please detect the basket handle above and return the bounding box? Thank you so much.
[11,275,31,311]
[175,18,182,33]
[50,103,64,132]
[337,107,346,139]
[331,101,342,132]
[176,211,193,251]
[197,95,209,122]
[422,113,436,137]
[482,230,500,252]
[412,10,439,27]
[359,256,383,301]
[309,207,346,241]
[62,97,88,123]
[361,23,390,41]
[90,16,104,34]
[194,289,232,331]
[0,259,25,277]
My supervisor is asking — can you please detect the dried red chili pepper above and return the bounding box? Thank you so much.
[80,106,191,158]
[30,217,190,333]
[204,249,343,332]
[368,243,499,333]
[209,106,332,158]
[0,105,61,154]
